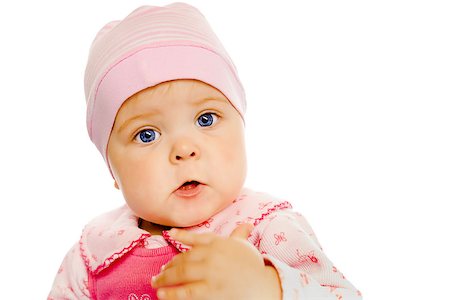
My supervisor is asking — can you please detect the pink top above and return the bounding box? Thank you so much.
[90,245,178,299]
[48,188,362,299]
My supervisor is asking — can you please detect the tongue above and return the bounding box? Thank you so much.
[179,182,199,191]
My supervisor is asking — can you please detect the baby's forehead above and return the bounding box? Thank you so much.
[126,79,229,106]
[134,79,226,99]
[116,79,233,117]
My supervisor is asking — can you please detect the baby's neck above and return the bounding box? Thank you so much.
[139,218,172,236]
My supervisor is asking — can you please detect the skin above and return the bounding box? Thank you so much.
[153,225,282,300]
[107,79,281,299]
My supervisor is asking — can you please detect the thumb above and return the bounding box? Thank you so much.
[230,223,254,240]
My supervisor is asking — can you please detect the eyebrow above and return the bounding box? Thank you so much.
[118,111,158,134]
[117,96,228,133]
[193,96,228,105]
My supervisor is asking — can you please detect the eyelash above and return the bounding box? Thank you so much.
[132,111,221,144]
[133,128,160,144]
[196,112,219,127]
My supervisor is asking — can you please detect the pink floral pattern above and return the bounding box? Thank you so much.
[48,188,362,299]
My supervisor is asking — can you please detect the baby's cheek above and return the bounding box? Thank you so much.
[219,144,245,171]
[229,139,247,170]
[223,129,246,159]
[216,141,247,187]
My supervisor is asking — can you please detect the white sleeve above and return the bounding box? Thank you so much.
[48,243,92,300]
[255,210,362,300]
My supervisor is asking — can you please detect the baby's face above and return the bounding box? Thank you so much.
[107,79,247,227]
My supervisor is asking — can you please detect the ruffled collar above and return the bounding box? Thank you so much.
[80,188,292,274]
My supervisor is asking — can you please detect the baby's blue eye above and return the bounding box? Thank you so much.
[135,129,160,144]
[197,113,218,127]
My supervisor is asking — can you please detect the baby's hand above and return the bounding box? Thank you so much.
[151,223,281,300]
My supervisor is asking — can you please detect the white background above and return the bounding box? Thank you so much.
[0,0,449,299]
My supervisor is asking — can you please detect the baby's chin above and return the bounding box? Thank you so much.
[140,215,209,229]
[168,217,211,229]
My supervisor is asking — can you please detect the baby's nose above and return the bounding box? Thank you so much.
[169,138,200,163]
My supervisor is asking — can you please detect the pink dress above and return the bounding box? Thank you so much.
[48,188,362,299]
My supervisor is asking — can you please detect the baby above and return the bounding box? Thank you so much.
[49,3,362,300]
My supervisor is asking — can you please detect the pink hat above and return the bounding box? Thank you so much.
[84,2,246,167]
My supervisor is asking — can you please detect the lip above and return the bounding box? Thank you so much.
[174,182,204,198]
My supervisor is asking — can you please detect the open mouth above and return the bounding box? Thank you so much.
[178,180,201,191]
[174,180,204,198]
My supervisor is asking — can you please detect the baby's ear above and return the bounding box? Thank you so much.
[114,181,120,190]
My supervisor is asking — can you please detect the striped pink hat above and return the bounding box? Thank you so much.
[84,2,246,165]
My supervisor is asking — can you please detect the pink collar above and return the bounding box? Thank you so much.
[80,188,292,274]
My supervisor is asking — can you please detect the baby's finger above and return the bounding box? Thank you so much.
[229,223,254,240]
[156,281,208,300]
[169,228,216,246]
[160,247,206,272]
[151,261,205,289]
